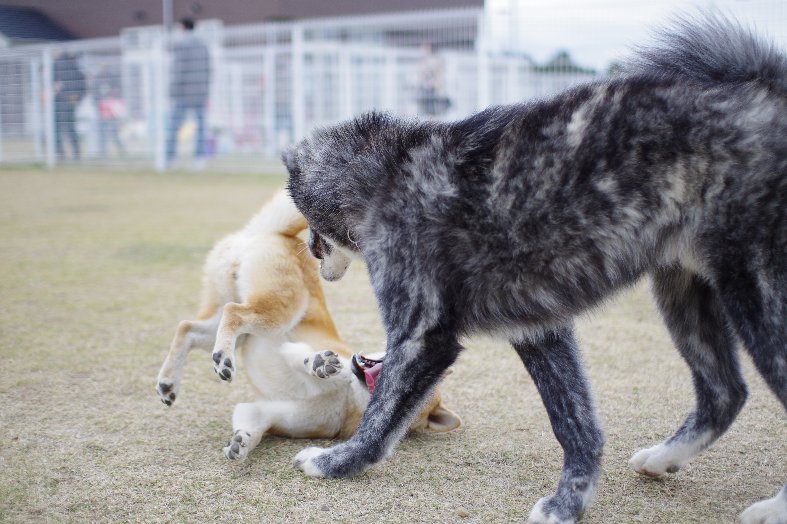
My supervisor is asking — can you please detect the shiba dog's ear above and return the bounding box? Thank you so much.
[425,404,462,433]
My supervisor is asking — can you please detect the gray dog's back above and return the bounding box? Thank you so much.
[365,30,787,333]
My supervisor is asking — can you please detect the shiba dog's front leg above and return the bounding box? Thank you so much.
[278,342,346,379]
[302,349,344,378]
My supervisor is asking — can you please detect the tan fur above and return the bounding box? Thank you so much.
[156,189,461,460]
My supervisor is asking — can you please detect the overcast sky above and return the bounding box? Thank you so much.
[484,0,787,71]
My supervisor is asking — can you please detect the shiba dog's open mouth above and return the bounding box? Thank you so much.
[351,354,383,393]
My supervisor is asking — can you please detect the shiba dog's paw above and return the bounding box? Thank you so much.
[156,379,177,406]
[212,350,234,382]
[224,430,252,460]
[305,350,342,379]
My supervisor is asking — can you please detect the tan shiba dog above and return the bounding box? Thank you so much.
[156,189,461,460]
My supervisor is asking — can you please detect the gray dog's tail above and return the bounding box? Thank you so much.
[628,12,787,95]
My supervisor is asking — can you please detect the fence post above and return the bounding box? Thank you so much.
[0,86,3,163]
[41,47,56,168]
[30,57,43,162]
[263,41,276,157]
[476,12,490,111]
[153,33,168,172]
[383,49,397,113]
[507,59,519,104]
[291,23,305,143]
[339,48,353,120]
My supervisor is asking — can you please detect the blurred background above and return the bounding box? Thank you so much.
[0,0,784,173]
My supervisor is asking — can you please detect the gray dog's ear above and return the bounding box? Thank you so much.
[281,146,299,175]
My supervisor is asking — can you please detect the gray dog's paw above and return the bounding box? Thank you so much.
[156,379,177,406]
[305,350,342,378]
[224,430,252,460]
[212,350,234,382]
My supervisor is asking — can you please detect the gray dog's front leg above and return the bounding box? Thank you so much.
[294,328,462,477]
[512,326,605,524]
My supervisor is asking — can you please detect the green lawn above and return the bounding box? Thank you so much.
[0,168,783,523]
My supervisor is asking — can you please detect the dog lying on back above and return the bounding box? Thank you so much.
[156,189,461,460]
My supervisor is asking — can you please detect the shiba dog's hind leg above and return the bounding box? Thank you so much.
[157,312,221,405]
[630,268,747,476]
[212,291,307,382]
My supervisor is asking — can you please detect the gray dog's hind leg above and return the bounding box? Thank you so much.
[512,326,604,524]
[630,267,747,476]
[715,265,787,524]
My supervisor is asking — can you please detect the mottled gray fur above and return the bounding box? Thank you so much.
[285,14,786,523]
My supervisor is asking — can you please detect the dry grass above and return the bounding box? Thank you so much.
[0,168,783,523]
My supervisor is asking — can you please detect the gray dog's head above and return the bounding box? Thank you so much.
[283,112,404,280]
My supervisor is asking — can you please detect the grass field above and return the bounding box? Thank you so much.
[0,168,784,523]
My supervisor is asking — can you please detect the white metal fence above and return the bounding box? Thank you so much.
[0,4,783,171]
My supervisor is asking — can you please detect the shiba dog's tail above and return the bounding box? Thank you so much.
[246,188,308,237]
[629,12,787,96]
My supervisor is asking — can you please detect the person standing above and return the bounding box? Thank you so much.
[417,43,450,117]
[166,18,211,169]
[53,52,86,161]
[94,66,126,157]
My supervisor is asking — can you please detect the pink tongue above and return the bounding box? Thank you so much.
[364,363,383,393]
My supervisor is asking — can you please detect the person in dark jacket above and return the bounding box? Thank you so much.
[165,18,211,168]
[53,52,86,161]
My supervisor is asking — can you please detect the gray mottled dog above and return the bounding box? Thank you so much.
[284,14,787,524]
